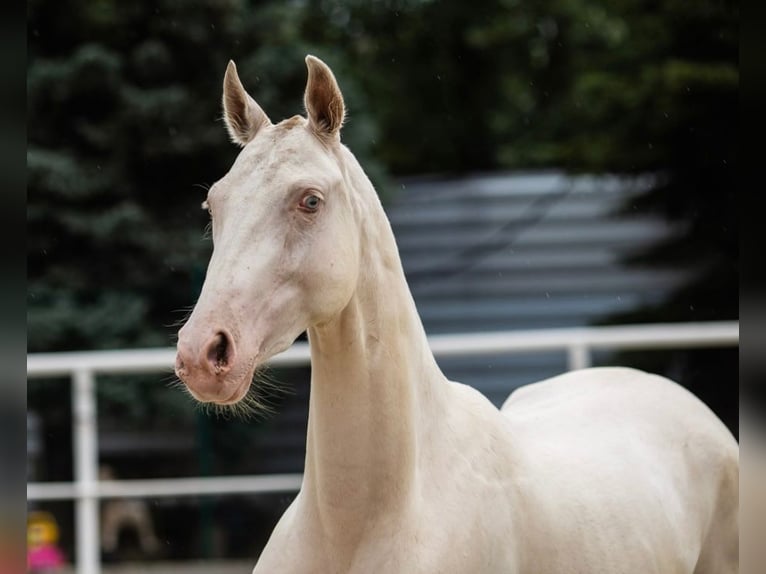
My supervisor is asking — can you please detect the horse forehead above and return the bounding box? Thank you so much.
[240,124,338,184]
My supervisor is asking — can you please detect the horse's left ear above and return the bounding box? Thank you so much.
[304,55,345,136]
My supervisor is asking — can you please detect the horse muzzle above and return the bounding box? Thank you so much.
[175,327,249,403]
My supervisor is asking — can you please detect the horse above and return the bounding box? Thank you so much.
[174,55,738,573]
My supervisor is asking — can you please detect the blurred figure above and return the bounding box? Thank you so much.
[99,465,160,560]
[26,511,65,573]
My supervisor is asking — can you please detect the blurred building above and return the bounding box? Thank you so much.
[391,170,689,404]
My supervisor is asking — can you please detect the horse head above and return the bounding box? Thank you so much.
[175,56,360,405]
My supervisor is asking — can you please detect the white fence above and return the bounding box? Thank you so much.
[27,321,739,574]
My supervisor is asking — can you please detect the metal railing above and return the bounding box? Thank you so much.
[27,321,739,574]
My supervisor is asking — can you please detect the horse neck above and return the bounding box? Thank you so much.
[304,150,445,539]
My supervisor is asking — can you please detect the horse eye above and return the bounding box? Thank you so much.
[299,194,321,212]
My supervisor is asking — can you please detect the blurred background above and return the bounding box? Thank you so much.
[27,0,737,572]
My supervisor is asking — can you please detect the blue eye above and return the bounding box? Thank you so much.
[299,194,321,211]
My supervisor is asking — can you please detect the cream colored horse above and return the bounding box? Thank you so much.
[174,55,738,573]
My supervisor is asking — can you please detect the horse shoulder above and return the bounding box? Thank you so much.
[407,381,525,569]
[252,495,327,574]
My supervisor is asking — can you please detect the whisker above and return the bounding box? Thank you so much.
[216,366,292,421]
[164,375,177,385]
[161,373,180,384]
[170,305,196,315]
[165,306,196,330]
[164,363,292,421]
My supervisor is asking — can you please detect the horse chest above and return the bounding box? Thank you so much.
[255,492,518,574]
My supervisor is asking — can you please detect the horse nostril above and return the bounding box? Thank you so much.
[206,331,232,373]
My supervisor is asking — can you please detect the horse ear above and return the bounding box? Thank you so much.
[222,61,271,147]
[304,55,345,136]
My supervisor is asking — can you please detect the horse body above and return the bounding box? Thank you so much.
[503,368,738,574]
[174,55,738,573]
[255,369,737,574]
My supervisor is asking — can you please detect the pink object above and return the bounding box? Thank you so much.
[27,544,65,570]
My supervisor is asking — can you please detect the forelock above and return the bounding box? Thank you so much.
[274,115,306,132]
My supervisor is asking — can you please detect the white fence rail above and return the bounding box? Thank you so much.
[27,321,739,574]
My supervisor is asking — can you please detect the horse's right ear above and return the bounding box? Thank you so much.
[222,61,271,147]
[304,55,345,137]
